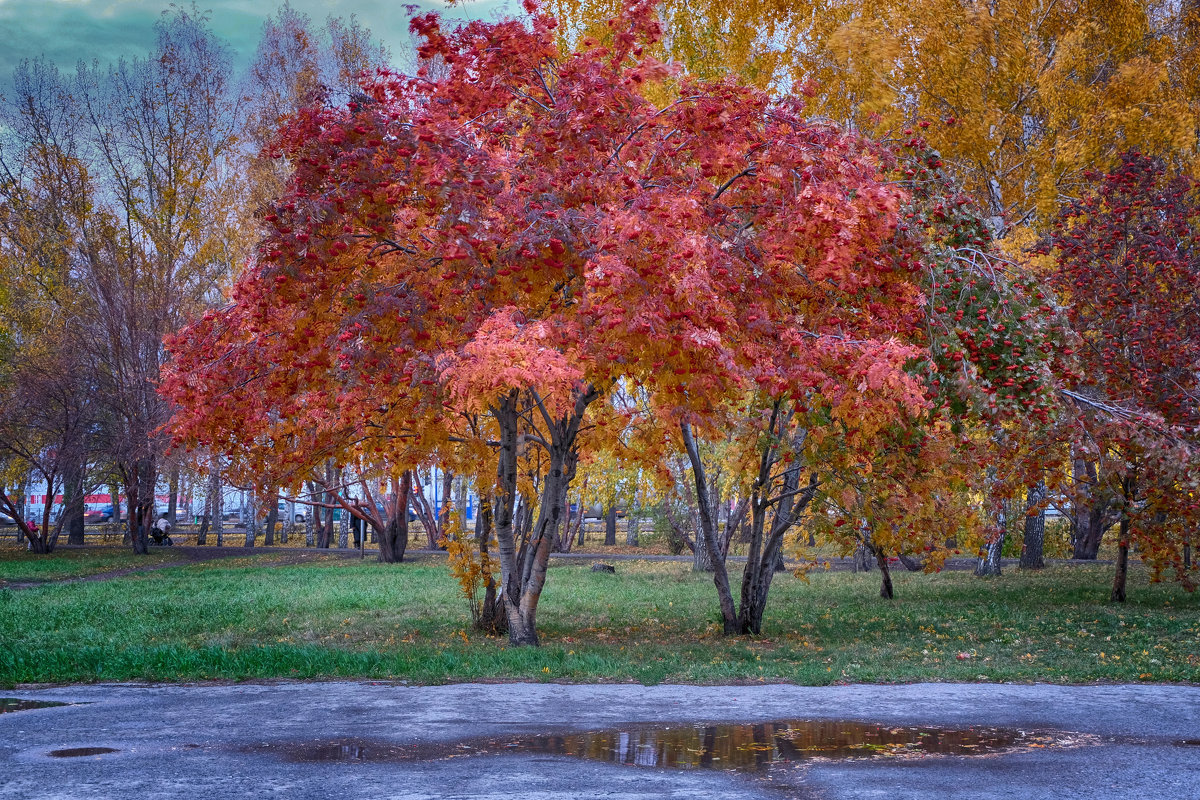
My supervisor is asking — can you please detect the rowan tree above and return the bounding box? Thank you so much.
[1040,152,1200,599]
[165,0,1016,643]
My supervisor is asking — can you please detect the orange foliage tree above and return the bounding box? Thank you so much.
[162,0,1050,642]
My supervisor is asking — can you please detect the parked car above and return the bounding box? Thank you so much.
[582,504,626,520]
[276,502,305,523]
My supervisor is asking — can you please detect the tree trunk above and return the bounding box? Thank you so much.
[263,492,278,546]
[852,542,874,572]
[1111,475,1135,603]
[13,476,29,546]
[692,518,715,571]
[504,452,567,645]
[20,522,49,554]
[975,533,1005,576]
[1071,456,1113,559]
[975,503,1006,577]
[492,389,595,647]
[723,498,748,562]
[129,502,147,554]
[244,492,257,547]
[736,421,814,635]
[197,470,211,545]
[552,475,571,553]
[378,472,410,564]
[166,465,179,524]
[441,469,453,520]
[338,501,349,549]
[318,465,333,548]
[681,421,738,633]
[409,473,443,548]
[1020,481,1047,569]
[1072,501,1110,559]
[139,458,157,552]
[555,504,572,553]
[475,495,506,636]
[303,480,316,547]
[604,505,617,546]
[493,394,530,644]
[874,546,894,599]
[124,461,153,555]
[63,458,86,546]
[1112,541,1129,602]
[626,499,641,547]
[212,470,223,547]
[282,498,294,544]
[693,479,726,571]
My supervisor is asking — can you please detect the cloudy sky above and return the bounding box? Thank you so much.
[0,0,511,81]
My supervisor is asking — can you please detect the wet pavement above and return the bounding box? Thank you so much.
[0,682,1197,799]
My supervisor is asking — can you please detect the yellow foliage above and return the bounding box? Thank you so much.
[551,0,1200,234]
[439,509,501,627]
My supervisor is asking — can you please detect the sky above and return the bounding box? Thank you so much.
[0,0,512,82]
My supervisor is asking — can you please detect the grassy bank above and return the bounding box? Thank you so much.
[0,555,1196,685]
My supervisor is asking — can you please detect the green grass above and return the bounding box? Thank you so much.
[0,547,183,583]
[0,556,1197,686]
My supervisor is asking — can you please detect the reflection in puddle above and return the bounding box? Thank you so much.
[507,721,1023,768]
[0,698,69,714]
[254,719,1072,771]
[49,747,120,758]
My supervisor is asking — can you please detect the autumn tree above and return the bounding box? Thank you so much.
[0,334,96,553]
[548,0,1188,576]
[242,4,390,214]
[557,0,1197,235]
[897,140,1063,579]
[549,0,800,90]
[0,57,101,550]
[0,8,243,554]
[165,0,959,644]
[1040,152,1200,599]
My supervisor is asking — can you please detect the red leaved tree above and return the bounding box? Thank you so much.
[166,0,982,643]
[1041,152,1200,599]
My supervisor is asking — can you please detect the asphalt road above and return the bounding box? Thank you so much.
[2,682,1198,799]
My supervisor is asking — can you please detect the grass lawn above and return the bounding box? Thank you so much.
[0,554,1197,686]
[0,548,184,584]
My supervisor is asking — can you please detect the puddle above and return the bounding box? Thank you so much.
[251,719,1075,771]
[0,698,69,714]
[48,747,120,758]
